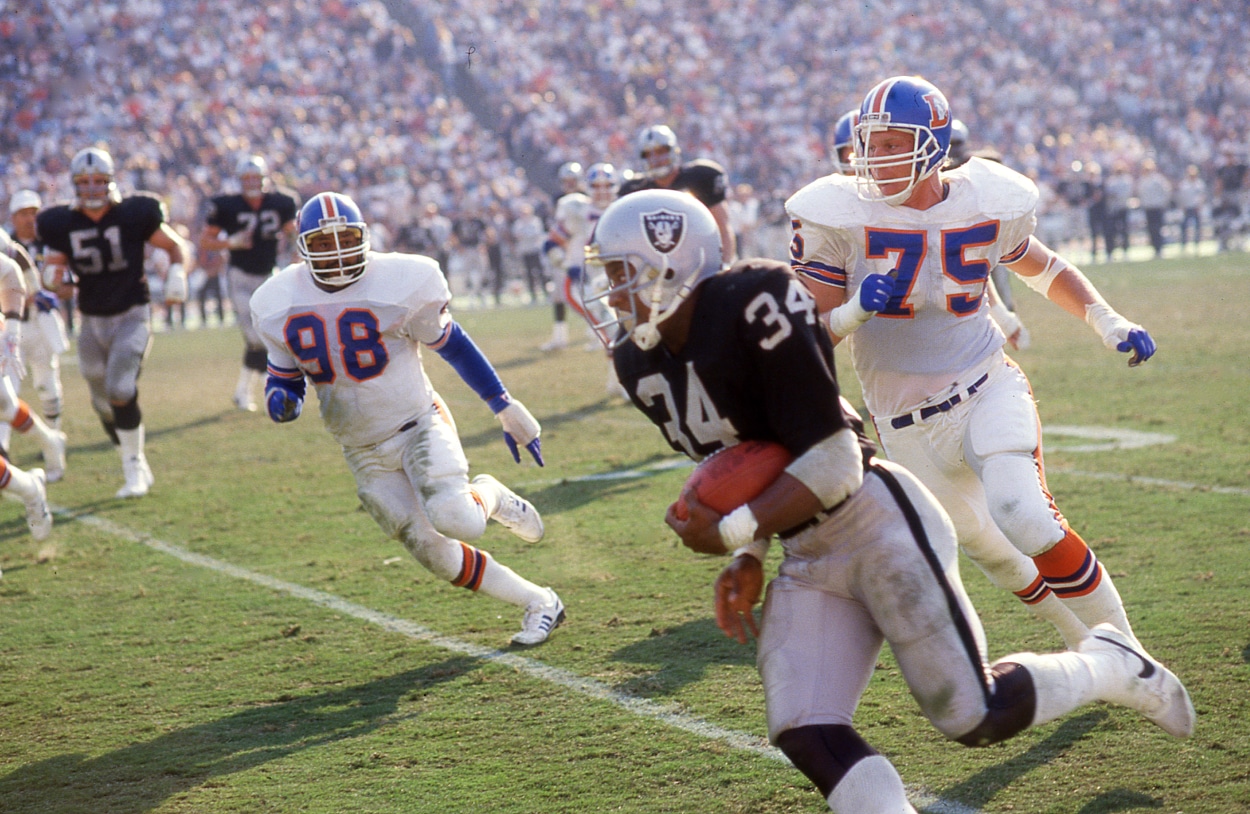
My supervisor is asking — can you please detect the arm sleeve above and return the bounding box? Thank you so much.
[427,321,509,412]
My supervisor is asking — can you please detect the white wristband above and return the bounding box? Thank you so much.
[1085,301,1137,350]
[826,295,874,338]
[718,504,759,551]
[733,537,772,563]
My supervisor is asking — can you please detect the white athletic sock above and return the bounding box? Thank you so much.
[3,463,39,501]
[1058,578,1139,649]
[994,651,1101,726]
[1030,592,1090,650]
[476,556,547,608]
[234,367,253,401]
[825,755,917,814]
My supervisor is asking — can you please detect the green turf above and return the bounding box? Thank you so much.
[0,252,1246,813]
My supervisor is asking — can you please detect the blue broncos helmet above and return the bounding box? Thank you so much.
[831,109,860,175]
[296,192,372,288]
[852,76,953,204]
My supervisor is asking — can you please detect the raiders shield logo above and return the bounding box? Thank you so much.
[642,209,685,253]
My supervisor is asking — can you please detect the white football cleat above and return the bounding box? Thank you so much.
[116,454,154,499]
[511,588,565,646]
[43,430,67,484]
[1080,623,1195,738]
[473,474,544,543]
[233,394,258,412]
[23,468,52,542]
[538,337,568,352]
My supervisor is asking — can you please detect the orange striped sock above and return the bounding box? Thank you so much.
[1032,528,1103,599]
[451,542,489,591]
[11,401,32,433]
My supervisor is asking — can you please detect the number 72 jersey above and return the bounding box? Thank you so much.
[785,157,1040,418]
[250,252,453,448]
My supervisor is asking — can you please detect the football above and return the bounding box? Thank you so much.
[681,440,794,516]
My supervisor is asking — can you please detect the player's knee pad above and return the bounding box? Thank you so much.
[423,482,488,543]
[774,724,877,799]
[980,454,1065,557]
[244,346,268,372]
[953,661,1036,747]
[111,395,142,431]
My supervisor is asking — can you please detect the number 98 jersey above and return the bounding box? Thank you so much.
[612,261,860,462]
[250,252,452,448]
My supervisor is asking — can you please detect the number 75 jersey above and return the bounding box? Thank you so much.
[786,157,1039,418]
[250,252,452,448]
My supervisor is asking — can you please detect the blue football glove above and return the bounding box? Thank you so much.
[266,387,303,423]
[33,290,61,313]
[857,273,896,312]
[1117,328,1156,367]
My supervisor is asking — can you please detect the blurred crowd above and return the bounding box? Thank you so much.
[4,0,1248,298]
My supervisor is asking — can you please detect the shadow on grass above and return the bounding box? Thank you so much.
[607,617,756,698]
[928,710,1164,813]
[0,657,478,814]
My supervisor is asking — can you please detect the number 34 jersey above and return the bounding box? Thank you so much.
[250,253,452,448]
[786,157,1039,418]
[612,261,855,462]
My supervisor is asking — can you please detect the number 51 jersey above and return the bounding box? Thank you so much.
[250,252,452,448]
[786,157,1039,418]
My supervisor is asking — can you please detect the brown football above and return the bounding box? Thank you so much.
[682,440,794,515]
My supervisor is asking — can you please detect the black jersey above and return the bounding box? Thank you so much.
[614,259,872,462]
[204,189,298,276]
[36,194,165,316]
[618,159,729,208]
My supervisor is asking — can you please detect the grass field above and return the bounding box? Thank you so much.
[0,252,1247,813]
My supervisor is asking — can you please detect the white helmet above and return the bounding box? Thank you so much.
[636,125,681,180]
[583,189,722,350]
[9,189,42,215]
[236,154,269,196]
[70,146,121,210]
[586,162,619,208]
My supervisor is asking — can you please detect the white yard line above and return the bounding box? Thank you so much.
[53,504,978,814]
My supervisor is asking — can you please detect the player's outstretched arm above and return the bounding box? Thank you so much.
[1007,238,1155,366]
[431,321,544,465]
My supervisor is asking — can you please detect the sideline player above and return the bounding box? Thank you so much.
[787,76,1157,651]
[37,146,191,498]
[618,124,737,261]
[8,190,69,440]
[199,155,298,411]
[539,161,586,351]
[251,192,564,646]
[584,188,1192,813]
[0,247,53,545]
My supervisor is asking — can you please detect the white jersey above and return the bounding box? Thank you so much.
[786,158,1038,417]
[552,192,599,269]
[250,252,452,448]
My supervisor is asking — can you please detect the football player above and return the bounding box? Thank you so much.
[0,248,53,545]
[618,124,737,261]
[5,191,70,474]
[787,77,1159,652]
[199,154,299,412]
[38,146,188,498]
[251,192,564,646]
[829,109,859,176]
[539,161,587,351]
[585,188,1192,814]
